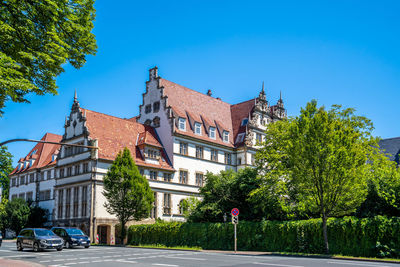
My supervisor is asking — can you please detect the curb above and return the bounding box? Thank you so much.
[0,259,44,267]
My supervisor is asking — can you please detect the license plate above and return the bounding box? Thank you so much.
[52,244,57,246]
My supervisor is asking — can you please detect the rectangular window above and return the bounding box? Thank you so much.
[256,133,262,143]
[73,187,79,217]
[12,178,16,186]
[150,192,157,219]
[210,149,218,162]
[195,173,204,187]
[179,142,188,155]
[163,173,172,182]
[26,191,33,201]
[145,104,151,114]
[81,186,87,217]
[251,154,256,165]
[195,122,202,135]
[179,170,188,184]
[225,152,232,165]
[236,133,245,143]
[153,101,160,113]
[47,170,51,179]
[20,176,25,185]
[83,163,89,173]
[237,157,242,165]
[40,172,44,181]
[67,167,72,176]
[19,193,25,200]
[39,190,51,201]
[147,149,158,159]
[223,131,229,143]
[139,168,144,176]
[178,118,186,131]
[11,194,17,200]
[60,168,65,178]
[58,190,64,219]
[149,171,157,180]
[209,127,216,139]
[30,174,34,183]
[163,193,171,215]
[195,146,203,159]
[65,188,71,219]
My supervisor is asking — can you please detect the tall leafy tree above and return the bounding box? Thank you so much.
[0,0,97,115]
[255,100,379,254]
[3,198,30,235]
[189,168,266,222]
[0,145,13,201]
[103,148,154,244]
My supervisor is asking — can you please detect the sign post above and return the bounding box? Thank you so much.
[231,208,239,253]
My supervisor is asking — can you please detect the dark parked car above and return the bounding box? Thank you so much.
[17,228,63,252]
[51,227,90,248]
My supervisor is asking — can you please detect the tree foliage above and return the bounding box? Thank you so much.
[103,148,154,244]
[27,203,48,228]
[0,0,97,115]
[2,198,30,235]
[0,146,13,201]
[254,100,379,253]
[189,168,265,222]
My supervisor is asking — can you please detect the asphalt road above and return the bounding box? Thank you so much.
[0,241,398,267]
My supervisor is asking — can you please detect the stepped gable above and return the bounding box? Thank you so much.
[160,78,234,147]
[230,99,255,146]
[10,133,61,174]
[379,137,400,164]
[82,108,173,170]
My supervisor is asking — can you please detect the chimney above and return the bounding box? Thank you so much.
[216,97,221,100]
[207,89,212,96]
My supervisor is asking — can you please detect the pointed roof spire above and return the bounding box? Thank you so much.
[258,81,266,101]
[262,81,265,94]
[71,89,80,112]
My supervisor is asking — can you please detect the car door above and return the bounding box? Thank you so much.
[26,230,35,248]
[19,230,27,248]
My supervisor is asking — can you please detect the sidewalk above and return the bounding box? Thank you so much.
[0,259,44,267]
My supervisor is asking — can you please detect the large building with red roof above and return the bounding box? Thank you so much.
[9,67,286,244]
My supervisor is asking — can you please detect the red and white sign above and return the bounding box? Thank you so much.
[231,208,239,216]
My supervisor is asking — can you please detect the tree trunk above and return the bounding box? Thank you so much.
[322,214,329,254]
[120,221,126,245]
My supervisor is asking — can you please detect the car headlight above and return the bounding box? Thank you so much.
[40,239,47,244]
[71,238,77,242]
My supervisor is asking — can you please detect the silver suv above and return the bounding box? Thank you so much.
[17,228,64,252]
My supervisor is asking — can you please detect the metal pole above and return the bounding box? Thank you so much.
[234,222,237,253]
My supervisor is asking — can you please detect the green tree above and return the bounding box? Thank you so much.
[27,203,48,228]
[3,198,30,235]
[0,146,13,201]
[103,148,154,244]
[179,196,200,219]
[189,168,265,222]
[0,199,7,237]
[255,100,378,254]
[0,0,97,115]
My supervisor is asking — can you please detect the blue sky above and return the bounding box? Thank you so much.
[1,0,400,165]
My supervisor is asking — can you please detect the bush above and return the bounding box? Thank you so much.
[128,216,400,258]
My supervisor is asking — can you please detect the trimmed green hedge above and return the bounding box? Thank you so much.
[128,216,400,258]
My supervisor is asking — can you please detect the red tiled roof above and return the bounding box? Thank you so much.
[160,79,236,147]
[10,133,61,175]
[231,99,255,146]
[82,109,173,171]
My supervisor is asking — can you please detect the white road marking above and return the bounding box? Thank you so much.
[77,261,90,264]
[327,261,390,267]
[153,264,179,267]
[39,260,51,262]
[165,256,206,261]
[118,260,138,264]
[64,263,77,266]
[92,260,104,263]
[253,262,304,267]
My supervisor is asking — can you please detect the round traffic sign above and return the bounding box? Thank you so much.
[231,208,239,216]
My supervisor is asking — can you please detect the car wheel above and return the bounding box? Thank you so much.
[33,242,40,252]
[57,247,63,251]
[17,241,23,251]
[65,241,71,249]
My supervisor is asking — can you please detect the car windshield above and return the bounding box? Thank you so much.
[65,228,85,235]
[34,229,56,237]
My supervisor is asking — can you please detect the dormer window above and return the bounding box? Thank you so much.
[178,118,186,131]
[241,118,248,126]
[236,133,245,143]
[209,127,216,139]
[194,122,202,135]
[223,131,229,143]
[146,148,159,159]
[145,104,152,114]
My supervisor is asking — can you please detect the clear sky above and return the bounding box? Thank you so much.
[1,0,400,166]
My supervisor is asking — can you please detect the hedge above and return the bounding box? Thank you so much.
[128,216,400,258]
